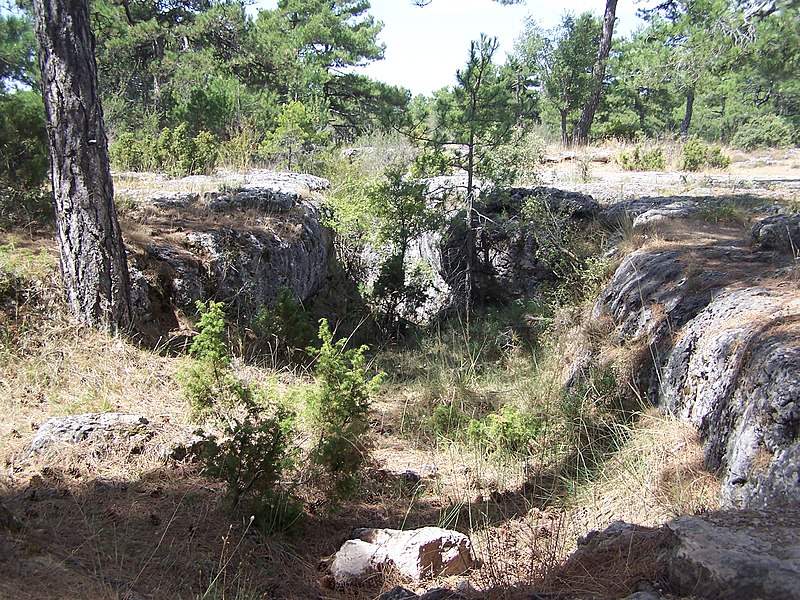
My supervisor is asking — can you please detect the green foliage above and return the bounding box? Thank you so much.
[178,299,303,532]
[542,12,601,143]
[520,195,611,303]
[200,410,301,533]
[682,138,731,171]
[217,125,263,172]
[705,144,731,169]
[424,403,472,440]
[304,319,383,497]
[259,100,329,171]
[0,91,48,188]
[682,138,707,171]
[466,404,542,454]
[409,149,450,178]
[618,145,665,171]
[731,114,795,150]
[0,12,38,90]
[251,287,316,361]
[0,91,50,225]
[110,126,218,176]
[177,300,255,418]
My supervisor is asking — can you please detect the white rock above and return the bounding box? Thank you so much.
[330,527,475,585]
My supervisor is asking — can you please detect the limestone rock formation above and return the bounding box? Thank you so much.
[750,213,800,253]
[330,527,475,585]
[590,224,800,508]
[543,508,800,600]
[667,508,800,599]
[29,413,151,454]
[122,172,331,337]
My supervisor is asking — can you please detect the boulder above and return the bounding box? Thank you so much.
[330,527,475,586]
[543,509,800,600]
[127,175,331,331]
[29,413,151,454]
[750,213,800,253]
[658,287,800,507]
[667,508,800,599]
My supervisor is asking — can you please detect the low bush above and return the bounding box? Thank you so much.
[304,319,383,498]
[177,300,303,532]
[682,138,707,171]
[251,287,316,363]
[178,301,236,416]
[110,125,218,176]
[200,410,301,533]
[682,139,731,171]
[618,145,665,171]
[467,404,543,454]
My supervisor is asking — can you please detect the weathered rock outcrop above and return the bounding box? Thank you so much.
[122,172,330,336]
[544,508,800,600]
[362,185,601,323]
[590,213,800,508]
[30,413,151,454]
[750,212,800,253]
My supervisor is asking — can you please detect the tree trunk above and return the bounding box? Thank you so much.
[560,109,568,146]
[33,0,132,332]
[464,130,476,323]
[681,87,695,139]
[573,0,618,145]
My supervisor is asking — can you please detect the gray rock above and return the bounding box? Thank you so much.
[591,240,800,507]
[667,508,800,599]
[30,413,151,454]
[419,588,467,600]
[750,213,800,253]
[377,586,419,600]
[133,197,329,318]
[330,527,475,585]
[506,186,601,219]
[551,509,800,600]
[658,287,800,507]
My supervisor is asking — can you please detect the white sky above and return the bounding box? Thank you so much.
[249,0,645,96]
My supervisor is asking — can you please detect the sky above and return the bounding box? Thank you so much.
[250,0,645,97]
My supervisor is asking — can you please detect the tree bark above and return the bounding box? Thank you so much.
[33,0,132,332]
[573,0,617,145]
[681,87,695,139]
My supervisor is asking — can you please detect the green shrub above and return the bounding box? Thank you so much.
[466,404,542,454]
[252,287,315,361]
[200,410,300,533]
[558,366,631,481]
[732,114,795,150]
[0,91,51,225]
[410,148,450,178]
[259,100,329,171]
[423,403,472,440]
[305,319,383,498]
[705,144,732,169]
[177,300,256,417]
[191,130,218,175]
[178,300,303,532]
[0,91,48,191]
[682,138,707,171]
[618,145,665,171]
[111,126,219,176]
[682,139,731,171]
